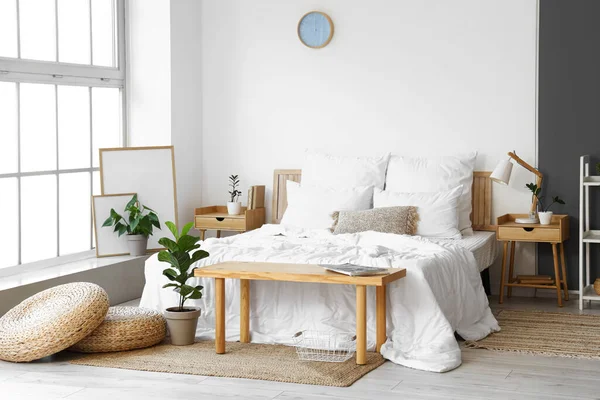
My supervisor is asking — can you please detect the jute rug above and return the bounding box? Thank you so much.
[466,309,600,359]
[69,341,385,387]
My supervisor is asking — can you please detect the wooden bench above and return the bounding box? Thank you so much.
[194,262,406,365]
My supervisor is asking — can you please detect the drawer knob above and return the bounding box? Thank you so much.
[523,227,534,232]
[216,217,225,222]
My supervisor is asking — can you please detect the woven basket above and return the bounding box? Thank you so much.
[594,279,600,295]
[70,306,166,353]
[0,282,109,362]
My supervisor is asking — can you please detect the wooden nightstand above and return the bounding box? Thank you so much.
[497,214,570,307]
[194,206,265,240]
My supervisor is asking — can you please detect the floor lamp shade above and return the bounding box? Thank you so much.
[490,159,513,185]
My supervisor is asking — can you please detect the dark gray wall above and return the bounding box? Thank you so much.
[538,0,600,288]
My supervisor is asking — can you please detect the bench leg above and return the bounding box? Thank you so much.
[376,285,386,353]
[215,278,226,353]
[356,285,367,365]
[507,241,516,298]
[240,279,250,343]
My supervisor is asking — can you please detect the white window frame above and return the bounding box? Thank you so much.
[0,0,127,275]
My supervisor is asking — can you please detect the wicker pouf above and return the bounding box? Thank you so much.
[0,282,109,362]
[70,306,166,353]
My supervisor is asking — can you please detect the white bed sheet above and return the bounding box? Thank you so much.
[140,225,499,373]
[431,231,497,272]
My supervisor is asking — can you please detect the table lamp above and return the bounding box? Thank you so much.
[490,151,543,223]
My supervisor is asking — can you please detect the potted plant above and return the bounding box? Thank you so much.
[227,174,242,215]
[102,194,160,256]
[158,221,209,345]
[526,183,565,225]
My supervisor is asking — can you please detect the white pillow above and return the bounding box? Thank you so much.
[385,153,476,235]
[374,186,463,239]
[301,150,390,190]
[281,181,373,230]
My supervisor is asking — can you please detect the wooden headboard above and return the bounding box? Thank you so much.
[272,169,495,231]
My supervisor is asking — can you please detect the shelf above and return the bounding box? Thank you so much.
[583,176,600,186]
[583,230,600,243]
[582,285,600,301]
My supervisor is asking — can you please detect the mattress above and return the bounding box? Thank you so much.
[431,231,497,272]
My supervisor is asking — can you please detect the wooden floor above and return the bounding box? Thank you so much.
[2,296,600,400]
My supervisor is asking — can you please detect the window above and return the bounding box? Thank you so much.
[0,0,126,270]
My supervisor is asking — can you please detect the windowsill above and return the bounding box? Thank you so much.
[0,255,150,291]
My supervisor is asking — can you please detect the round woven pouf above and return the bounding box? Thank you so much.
[69,306,166,353]
[0,282,109,362]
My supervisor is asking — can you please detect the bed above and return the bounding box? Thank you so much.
[140,168,499,373]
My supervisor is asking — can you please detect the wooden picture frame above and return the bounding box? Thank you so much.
[92,193,137,257]
[99,146,178,251]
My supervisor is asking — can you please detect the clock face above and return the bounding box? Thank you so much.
[298,12,333,49]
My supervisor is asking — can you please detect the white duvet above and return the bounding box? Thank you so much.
[140,225,499,372]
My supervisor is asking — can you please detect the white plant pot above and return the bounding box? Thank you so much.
[538,211,553,225]
[127,234,148,256]
[227,201,242,215]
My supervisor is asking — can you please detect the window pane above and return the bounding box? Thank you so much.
[0,178,19,268]
[58,0,91,64]
[21,175,57,263]
[92,87,120,167]
[0,0,18,58]
[19,0,56,61]
[91,0,116,67]
[0,82,18,174]
[20,83,56,172]
[59,172,90,255]
[58,86,90,169]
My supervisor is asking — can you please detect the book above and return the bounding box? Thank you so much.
[252,185,265,209]
[320,263,389,277]
[248,187,254,210]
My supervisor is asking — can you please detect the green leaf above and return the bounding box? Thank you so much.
[190,250,209,265]
[118,224,128,237]
[165,221,179,240]
[125,194,138,211]
[181,222,194,237]
[162,268,178,281]
[177,235,201,253]
[158,237,179,252]
[102,216,113,227]
[179,284,195,298]
[188,289,203,300]
[129,217,140,233]
[162,283,179,289]
[158,251,180,269]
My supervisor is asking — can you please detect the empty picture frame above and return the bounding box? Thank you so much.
[93,193,137,257]
[99,146,178,251]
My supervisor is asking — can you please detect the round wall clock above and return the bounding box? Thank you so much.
[297,11,334,49]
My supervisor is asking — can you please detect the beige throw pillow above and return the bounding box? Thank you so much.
[332,206,418,235]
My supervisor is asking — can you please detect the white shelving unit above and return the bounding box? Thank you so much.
[579,155,600,309]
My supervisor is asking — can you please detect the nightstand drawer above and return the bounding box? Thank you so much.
[195,216,246,231]
[497,226,560,242]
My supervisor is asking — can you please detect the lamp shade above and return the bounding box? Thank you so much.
[490,159,513,185]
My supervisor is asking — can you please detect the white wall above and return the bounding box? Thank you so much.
[127,0,172,147]
[200,0,539,293]
[127,0,202,226]
[170,0,203,225]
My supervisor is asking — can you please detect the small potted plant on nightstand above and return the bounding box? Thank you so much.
[526,183,566,225]
[227,174,242,215]
[102,194,160,256]
[159,221,209,345]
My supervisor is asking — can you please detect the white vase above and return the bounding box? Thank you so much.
[538,211,553,225]
[227,201,242,215]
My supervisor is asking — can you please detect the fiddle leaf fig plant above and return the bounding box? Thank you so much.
[525,183,565,212]
[158,221,209,311]
[102,194,160,237]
